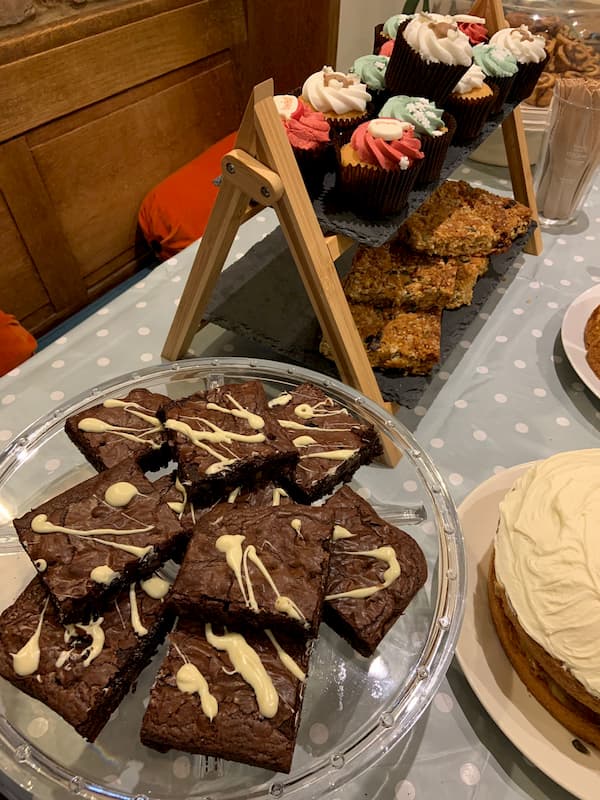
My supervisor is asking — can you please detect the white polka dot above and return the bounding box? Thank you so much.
[171,275,181,283]
[515,422,529,434]
[356,487,371,500]
[52,360,64,369]
[479,312,489,320]
[27,717,48,738]
[514,360,526,369]
[495,335,508,343]
[395,780,416,800]
[50,391,64,401]
[421,521,435,536]
[556,417,570,427]
[459,340,471,349]
[513,307,524,315]
[172,755,190,779]
[235,252,244,260]
[135,281,146,289]
[533,387,546,397]
[138,327,150,336]
[592,275,600,283]
[544,258,553,266]
[496,287,506,295]
[403,480,418,492]
[531,329,542,338]
[574,256,584,263]
[7,367,20,377]
[462,167,471,174]
[222,344,235,353]
[1,394,16,405]
[167,257,178,266]
[438,371,449,381]
[552,355,563,364]
[556,238,566,246]
[174,298,180,306]
[56,336,67,345]
[529,281,540,289]
[413,405,427,416]
[493,465,506,474]
[140,353,153,362]
[560,279,571,287]
[494,393,507,404]
[449,473,463,486]
[97,307,110,316]
[473,430,487,441]
[454,399,468,409]
[135,301,147,309]
[585,235,595,241]
[257,215,267,222]
[430,438,444,449]
[45,458,61,472]
[96,329,109,338]
[547,301,558,309]
[0,430,11,442]
[97,357,110,367]
[309,723,329,745]
[476,366,488,374]
[434,692,454,713]
[460,763,481,786]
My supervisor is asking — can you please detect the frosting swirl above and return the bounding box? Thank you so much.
[472,43,518,78]
[452,63,487,94]
[350,54,389,91]
[350,118,423,170]
[379,39,395,57]
[274,96,330,150]
[302,67,371,115]
[495,449,600,698]
[379,95,445,137]
[403,13,473,66]
[382,13,410,39]
[457,20,488,45]
[489,25,547,64]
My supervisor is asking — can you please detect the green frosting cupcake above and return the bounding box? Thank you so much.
[382,13,411,39]
[379,95,446,138]
[350,54,389,91]
[472,43,518,78]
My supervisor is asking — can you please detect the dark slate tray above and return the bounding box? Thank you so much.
[204,222,535,408]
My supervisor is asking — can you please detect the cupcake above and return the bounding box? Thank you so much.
[349,54,390,112]
[472,42,519,114]
[445,64,498,143]
[379,95,456,185]
[489,25,549,104]
[301,66,371,144]
[337,118,424,217]
[274,95,332,198]
[457,19,489,45]
[374,13,412,54]
[385,13,475,106]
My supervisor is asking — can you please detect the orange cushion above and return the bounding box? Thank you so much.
[0,311,37,376]
[138,132,237,260]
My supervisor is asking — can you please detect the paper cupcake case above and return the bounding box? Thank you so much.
[507,52,550,104]
[416,112,458,186]
[445,85,500,144]
[485,75,516,115]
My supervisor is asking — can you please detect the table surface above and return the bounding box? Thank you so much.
[0,160,598,800]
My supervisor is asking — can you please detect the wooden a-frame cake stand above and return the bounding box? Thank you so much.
[162,0,543,465]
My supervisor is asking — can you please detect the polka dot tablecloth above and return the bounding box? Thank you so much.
[0,168,599,800]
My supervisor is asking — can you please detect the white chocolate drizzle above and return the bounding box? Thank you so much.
[75,619,105,666]
[11,597,49,676]
[264,629,306,682]
[129,583,148,636]
[78,399,163,449]
[293,399,349,420]
[34,558,47,572]
[205,624,278,718]
[325,546,401,601]
[102,399,161,426]
[206,394,265,430]
[227,486,241,503]
[300,449,357,461]
[272,487,288,506]
[90,565,119,585]
[167,477,188,516]
[216,534,249,605]
[140,574,171,600]
[104,482,140,507]
[268,393,292,408]
[278,419,349,432]
[176,661,218,720]
[165,417,265,475]
[31,513,153,537]
[292,435,318,447]
[333,525,355,541]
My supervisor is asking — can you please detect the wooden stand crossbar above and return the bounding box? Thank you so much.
[162,0,542,462]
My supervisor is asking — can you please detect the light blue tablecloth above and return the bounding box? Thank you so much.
[0,163,598,800]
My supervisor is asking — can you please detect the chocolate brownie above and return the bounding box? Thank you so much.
[152,471,211,536]
[140,618,311,773]
[13,460,187,623]
[169,502,333,638]
[163,381,298,502]
[268,383,382,503]
[0,577,174,742]
[324,486,427,656]
[65,388,172,472]
[225,481,292,507]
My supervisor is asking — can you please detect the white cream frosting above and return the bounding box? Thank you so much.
[489,26,546,64]
[453,64,486,94]
[403,13,473,66]
[494,449,600,698]
[302,67,370,115]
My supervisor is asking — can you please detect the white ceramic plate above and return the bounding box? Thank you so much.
[456,463,600,800]
[561,283,600,398]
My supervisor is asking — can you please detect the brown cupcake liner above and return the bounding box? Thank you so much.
[385,20,470,106]
[507,52,550,104]
[373,23,386,54]
[293,142,335,199]
[326,109,371,146]
[335,148,423,218]
[484,75,516,115]
[416,111,457,186]
[445,85,499,144]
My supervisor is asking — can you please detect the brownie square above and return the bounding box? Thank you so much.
[13,460,187,623]
[323,486,427,656]
[140,618,311,773]
[170,503,333,638]
[0,577,174,742]
[152,471,212,537]
[65,388,172,472]
[269,383,383,503]
[163,381,298,502]
[225,481,292,507]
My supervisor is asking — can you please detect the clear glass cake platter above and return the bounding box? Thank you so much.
[0,358,465,800]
